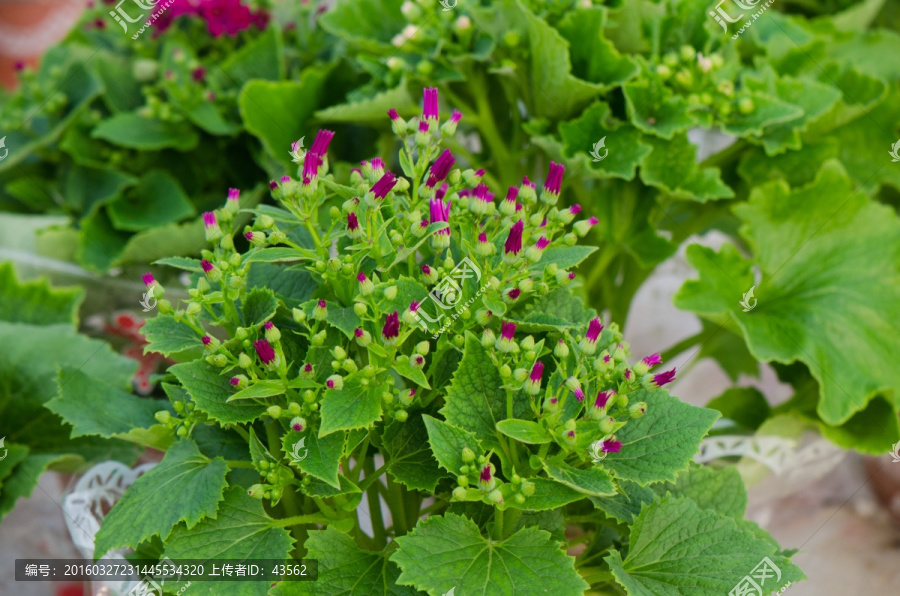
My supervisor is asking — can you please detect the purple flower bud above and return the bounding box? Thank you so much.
[450,109,462,123]
[423,87,439,120]
[253,339,276,365]
[310,129,335,155]
[202,211,217,229]
[652,368,677,388]
[269,180,279,189]
[427,149,456,187]
[586,317,603,342]
[372,171,398,199]
[602,439,623,454]
[382,311,400,342]
[643,353,662,368]
[503,220,524,257]
[429,197,451,236]
[202,335,212,346]
[418,120,430,133]
[347,212,361,238]
[435,183,448,200]
[388,108,400,120]
[201,259,214,273]
[142,273,155,286]
[544,162,565,195]
[594,390,614,410]
[501,321,517,340]
[229,377,240,386]
[228,188,240,202]
[302,152,322,182]
[523,176,536,189]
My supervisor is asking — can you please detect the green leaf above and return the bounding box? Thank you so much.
[656,465,747,520]
[242,287,278,326]
[107,171,196,232]
[319,0,405,51]
[303,474,362,499]
[227,380,286,402]
[47,367,173,450]
[602,388,719,485]
[536,245,598,271]
[506,477,587,511]
[0,453,77,519]
[248,428,276,467]
[94,439,228,559]
[556,7,639,91]
[164,487,294,596]
[315,85,415,122]
[391,513,589,596]
[272,526,416,596]
[154,256,204,273]
[640,134,734,202]
[93,52,142,112]
[604,496,804,595]
[324,302,361,339]
[495,419,551,444]
[506,287,597,332]
[470,0,604,120]
[284,429,343,489]
[216,28,283,84]
[239,70,329,169]
[675,161,900,432]
[0,262,82,325]
[381,414,446,491]
[706,387,770,430]
[140,315,201,357]
[247,263,316,308]
[170,360,267,424]
[556,102,652,181]
[544,461,616,497]
[440,333,530,450]
[319,378,383,437]
[92,113,199,150]
[244,248,309,263]
[422,415,484,475]
[624,77,695,140]
[61,165,136,219]
[589,480,656,524]
[116,217,206,267]
[77,209,130,271]
[392,357,430,390]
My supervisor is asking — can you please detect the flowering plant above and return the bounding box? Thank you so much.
[47,89,803,595]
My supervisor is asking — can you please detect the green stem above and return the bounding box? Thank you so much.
[363,456,387,547]
[492,507,504,540]
[418,499,449,517]
[386,475,408,536]
[472,69,514,184]
[225,460,256,469]
[270,513,332,527]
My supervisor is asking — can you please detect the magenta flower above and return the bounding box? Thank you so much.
[474,183,494,203]
[372,171,398,199]
[409,301,420,312]
[388,108,400,121]
[427,149,456,188]
[478,463,496,491]
[501,321,517,339]
[586,318,603,343]
[347,212,361,238]
[507,288,521,300]
[202,211,217,229]
[264,321,274,330]
[382,311,400,342]
[310,129,335,156]
[570,204,582,216]
[642,353,662,368]
[435,183,449,200]
[227,187,240,202]
[526,361,544,395]
[594,390,614,410]
[202,335,212,346]
[354,328,365,338]
[602,439,623,454]
[429,197,451,236]
[142,273,155,286]
[281,175,291,184]
[478,232,488,242]
[269,180,278,190]
[201,259,214,273]
[625,369,632,380]
[652,368,677,388]
[545,162,565,195]
[523,176,536,189]
[423,87,439,120]
[302,152,322,182]
[229,377,240,386]
[253,339,276,365]
[418,120,429,133]
[449,109,462,124]
[503,220,524,256]
[192,67,206,82]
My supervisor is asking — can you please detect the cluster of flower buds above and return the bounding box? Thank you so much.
[652,44,754,119]
[145,85,678,510]
[451,448,534,507]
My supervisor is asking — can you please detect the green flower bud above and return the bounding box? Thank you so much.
[554,339,570,358]
[453,335,464,348]
[176,425,188,436]
[185,302,202,316]
[267,405,282,419]
[629,401,648,418]
[513,368,528,383]
[520,481,535,496]
[515,493,526,504]
[302,390,316,403]
[155,410,171,424]
[395,409,408,422]
[738,97,755,114]
[382,391,394,404]
[333,346,347,360]
[384,285,398,300]
[462,447,476,463]
[680,44,695,61]
[342,359,358,373]
[248,484,265,499]
[599,416,616,434]
[315,260,326,272]
[452,486,467,500]
[288,402,302,416]
[312,330,327,346]
[354,302,368,317]
[212,354,228,367]
[488,489,503,503]
[293,308,307,323]
[520,336,535,351]
[458,475,469,487]
[415,341,430,356]
[500,364,512,378]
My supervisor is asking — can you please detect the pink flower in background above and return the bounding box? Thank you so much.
[153,0,268,37]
